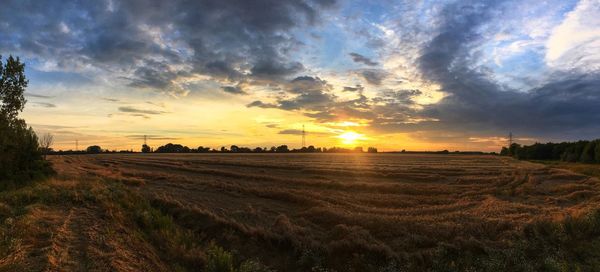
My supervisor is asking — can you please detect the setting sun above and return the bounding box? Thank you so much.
[337,131,365,145]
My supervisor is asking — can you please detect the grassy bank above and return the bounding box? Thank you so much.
[535,160,600,179]
[0,174,272,271]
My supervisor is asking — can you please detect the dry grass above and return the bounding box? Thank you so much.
[2,153,600,271]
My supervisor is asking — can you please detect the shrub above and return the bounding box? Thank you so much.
[580,140,598,163]
[205,244,235,272]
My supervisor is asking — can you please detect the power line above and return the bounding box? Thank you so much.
[508,132,513,148]
[76,139,78,151]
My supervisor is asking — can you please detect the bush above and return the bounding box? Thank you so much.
[205,244,235,272]
[581,141,598,163]
[0,117,45,181]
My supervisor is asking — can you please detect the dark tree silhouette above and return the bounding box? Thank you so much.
[86,145,102,154]
[141,144,151,153]
[275,145,289,152]
[197,146,210,153]
[502,140,600,163]
[0,56,28,121]
[155,143,190,153]
[0,55,50,184]
[39,133,54,159]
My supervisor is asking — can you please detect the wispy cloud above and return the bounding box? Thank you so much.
[25,93,54,99]
[349,52,378,66]
[32,102,56,108]
[118,106,168,115]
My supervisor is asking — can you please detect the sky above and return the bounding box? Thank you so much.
[1,0,599,151]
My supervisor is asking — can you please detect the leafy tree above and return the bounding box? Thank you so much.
[0,55,50,185]
[141,144,151,153]
[0,55,28,121]
[86,145,102,154]
[155,143,190,153]
[275,145,289,152]
[197,146,210,153]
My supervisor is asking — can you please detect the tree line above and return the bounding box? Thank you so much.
[49,143,379,154]
[0,55,53,187]
[149,143,378,153]
[501,140,600,163]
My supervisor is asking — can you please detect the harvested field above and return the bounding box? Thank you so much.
[50,154,600,271]
[3,153,600,271]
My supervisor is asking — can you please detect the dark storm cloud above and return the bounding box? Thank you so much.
[400,0,600,139]
[118,106,167,115]
[0,0,336,92]
[349,52,378,66]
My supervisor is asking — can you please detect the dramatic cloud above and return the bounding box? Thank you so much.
[0,0,337,94]
[545,0,600,71]
[4,0,600,150]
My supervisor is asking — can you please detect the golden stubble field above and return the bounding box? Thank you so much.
[46,153,600,271]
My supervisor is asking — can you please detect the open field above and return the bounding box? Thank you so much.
[2,153,600,271]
